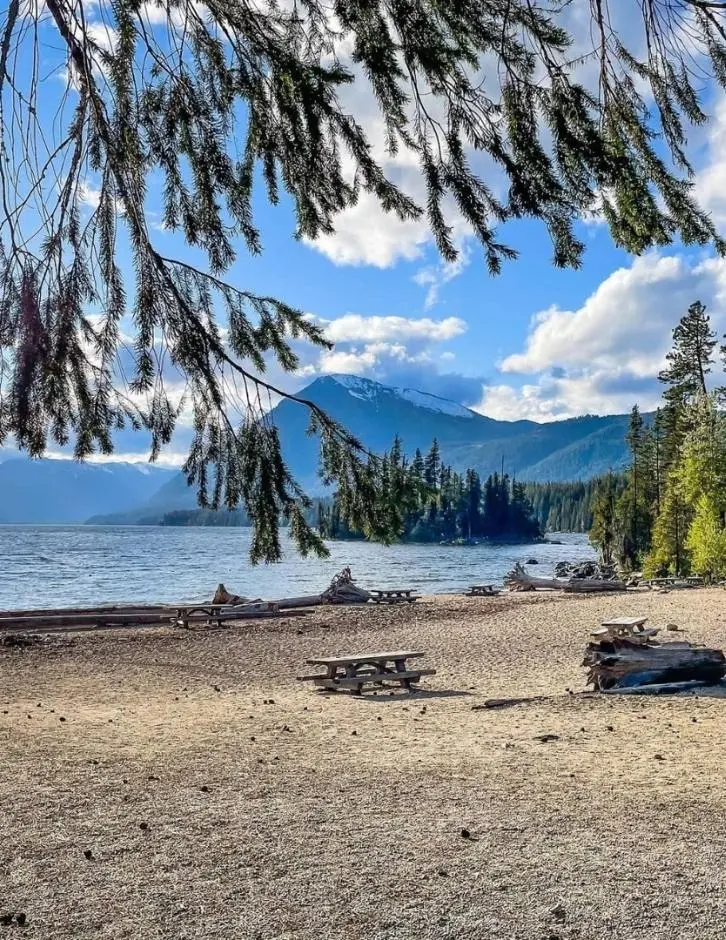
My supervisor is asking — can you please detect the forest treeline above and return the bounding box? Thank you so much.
[317,438,543,543]
[523,479,611,534]
[590,301,726,579]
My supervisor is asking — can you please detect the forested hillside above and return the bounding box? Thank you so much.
[524,480,606,533]
[590,301,726,579]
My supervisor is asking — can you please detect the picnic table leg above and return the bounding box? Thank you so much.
[393,658,414,691]
[344,663,364,695]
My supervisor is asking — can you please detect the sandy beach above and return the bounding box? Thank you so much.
[1,589,726,939]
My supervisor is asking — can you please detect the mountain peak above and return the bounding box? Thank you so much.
[320,373,476,419]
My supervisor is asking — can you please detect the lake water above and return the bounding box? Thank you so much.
[0,526,595,610]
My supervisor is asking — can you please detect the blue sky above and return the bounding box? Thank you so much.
[10,4,726,463]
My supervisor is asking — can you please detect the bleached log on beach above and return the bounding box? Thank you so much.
[273,594,326,609]
[504,562,626,592]
[504,563,565,591]
[583,639,726,690]
[213,566,372,609]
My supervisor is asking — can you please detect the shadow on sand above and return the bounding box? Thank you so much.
[319,688,472,702]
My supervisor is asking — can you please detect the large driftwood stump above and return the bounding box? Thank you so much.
[584,638,726,690]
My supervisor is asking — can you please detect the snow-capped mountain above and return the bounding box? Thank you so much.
[329,374,475,419]
[2,374,635,524]
[267,374,634,492]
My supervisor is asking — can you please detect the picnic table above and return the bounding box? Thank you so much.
[591,616,659,643]
[299,650,436,694]
[643,576,703,588]
[164,603,277,629]
[369,589,418,604]
[465,584,500,597]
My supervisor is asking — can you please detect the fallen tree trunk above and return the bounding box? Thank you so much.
[504,563,565,591]
[584,638,726,690]
[564,578,627,593]
[504,562,626,593]
[273,594,326,609]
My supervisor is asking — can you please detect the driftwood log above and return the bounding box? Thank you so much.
[584,638,726,690]
[321,567,371,604]
[212,567,371,610]
[505,562,626,593]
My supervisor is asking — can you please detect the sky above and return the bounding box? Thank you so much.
[8,2,726,465]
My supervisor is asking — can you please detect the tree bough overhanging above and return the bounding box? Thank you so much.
[2,0,726,560]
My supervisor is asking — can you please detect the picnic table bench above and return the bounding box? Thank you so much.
[591,616,659,643]
[299,650,436,694]
[465,584,500,597]
[369,589,419,604]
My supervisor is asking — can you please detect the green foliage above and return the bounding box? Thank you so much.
[158,508,250,526]
[643,468,692,577]
[590,473,623,566]
[629,303,726,576]
[319,440,542,544]
[685,495,726,581]
[524,479,602,532]
[5,3,726,560]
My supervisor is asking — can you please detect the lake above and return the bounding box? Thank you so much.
[0,526,595,609]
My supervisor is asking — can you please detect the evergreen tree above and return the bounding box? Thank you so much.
[590,473,619,565]
[657,301,717,466]
[423,440,441,488]
[464,470,483,539]
[4,3,726,561]
[643,303,718,575]
[678,398,726,579]
[644,469,691,577]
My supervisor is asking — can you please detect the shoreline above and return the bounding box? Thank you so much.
[3,589,725,938]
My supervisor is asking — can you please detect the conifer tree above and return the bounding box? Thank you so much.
[423,440,441,489]
[590,472,619,565]
[643,303,718,574]
[4,2,726,559]
[644,470,691,577]
[657,301,717,466]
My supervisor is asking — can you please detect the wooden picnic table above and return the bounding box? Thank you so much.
[465,584,500,597]
[300,650,436,694]
[592,616,659,643]
[369,589,419,604]
[643,576,704,588]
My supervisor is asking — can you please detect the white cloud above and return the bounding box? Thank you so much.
[413,243,472,309]
[476,252,726,421]
[695,95,726,226]
[136,1,209,29]
[292,311,485,403]
[317,341,416,375]
[318,313,467,344]
[78,181,101,209]
[500,253,716,376]
[309,192,432,268]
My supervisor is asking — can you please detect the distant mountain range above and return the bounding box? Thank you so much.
[0,374,636,524]
[0,458,175,524]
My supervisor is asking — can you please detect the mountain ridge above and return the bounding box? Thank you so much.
[0,375,635,525]
[0,458,175,524]
[86,374,634,524]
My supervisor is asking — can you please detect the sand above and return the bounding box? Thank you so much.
[1,589,726,939]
